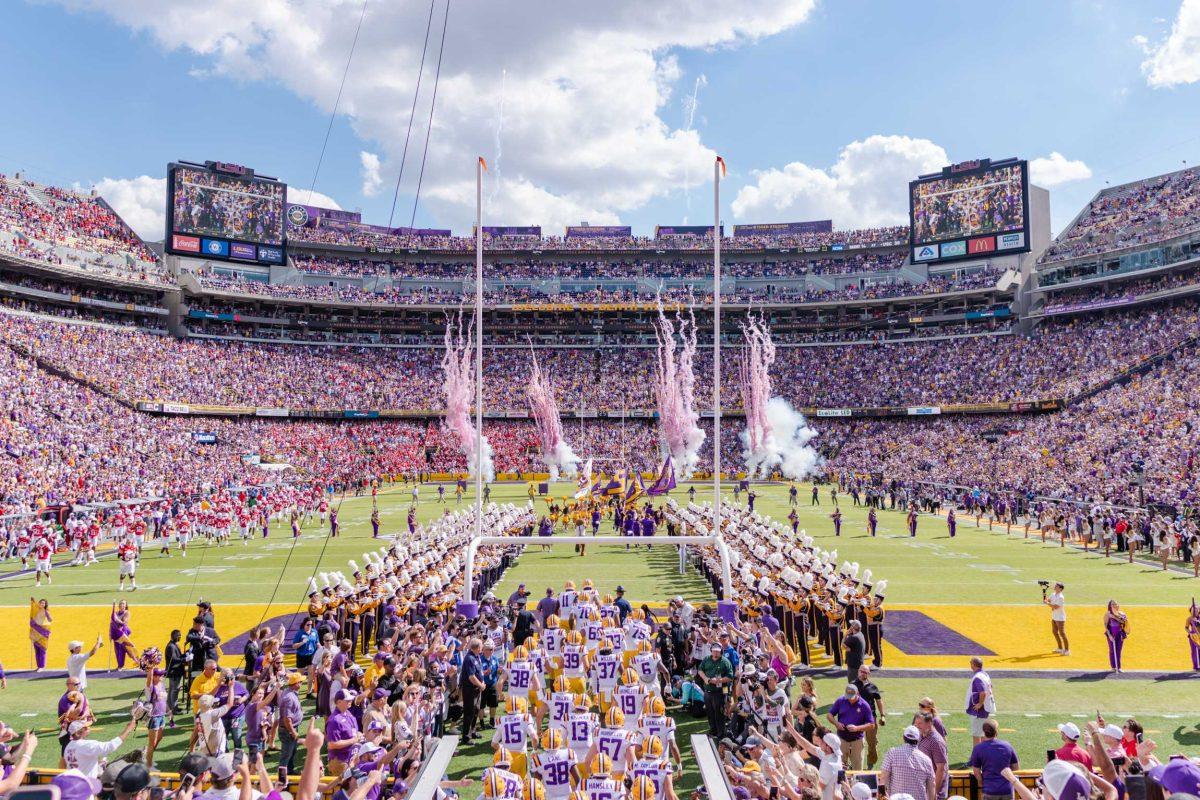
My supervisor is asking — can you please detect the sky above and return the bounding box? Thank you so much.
[5,0,1200,241]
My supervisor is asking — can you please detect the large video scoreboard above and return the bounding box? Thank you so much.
[909,158,1029,265]
[165,161,286,265]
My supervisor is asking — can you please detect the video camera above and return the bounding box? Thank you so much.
[1037,580,1050,598]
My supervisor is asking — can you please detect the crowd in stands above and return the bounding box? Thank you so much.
[0,175,165,282]
[1040,268,1200,313]
[3,301,1194,415]
[287,224,909,252]
[1041,165,1200,264]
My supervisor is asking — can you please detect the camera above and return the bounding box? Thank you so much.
[1037,580,1050,588]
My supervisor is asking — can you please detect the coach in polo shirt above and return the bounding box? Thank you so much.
[827,683,876,770]
[324,688,362,777]
[969,720,1019,800]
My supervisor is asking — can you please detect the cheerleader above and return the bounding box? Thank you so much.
[1103,600,1129,672]
[28,597,52,671]
[110,600,140,670]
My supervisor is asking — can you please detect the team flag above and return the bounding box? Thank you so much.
[646,455,677,496]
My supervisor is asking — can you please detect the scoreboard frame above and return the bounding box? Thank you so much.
[908,158,1030,266]
[164,160,287,266]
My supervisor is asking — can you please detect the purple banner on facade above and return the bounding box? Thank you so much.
[480,226,542,237]
[565,225,632,238]
[734,220,833,237]
[285,204,361,228]
[229,242,257,260]
[655,225,723,237]
[397,227,452,237]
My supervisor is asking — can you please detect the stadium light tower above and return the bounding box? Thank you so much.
[714,155,736,623]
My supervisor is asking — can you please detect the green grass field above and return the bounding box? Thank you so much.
[0,480,1197,788]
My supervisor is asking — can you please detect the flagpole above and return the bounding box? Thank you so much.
[474,157,484,542]
[714,156,735,622]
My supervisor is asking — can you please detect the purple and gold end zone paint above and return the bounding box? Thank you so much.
[883,609,995,656]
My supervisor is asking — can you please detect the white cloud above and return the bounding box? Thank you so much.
[55,0,815,228]
[359,151,382,197]
[286,187,342,210]
[731,135,948,229]
[93,176,167,241]
[1139,0,1200,86]
[1029,152,1093,187]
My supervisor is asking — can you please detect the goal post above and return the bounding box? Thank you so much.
[457,535,736,622]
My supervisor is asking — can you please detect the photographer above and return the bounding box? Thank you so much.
[1042,581,1069,656]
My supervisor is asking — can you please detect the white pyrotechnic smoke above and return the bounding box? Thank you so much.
[489,68,507,207]
[738,316,822,479]
[682,74,707,217]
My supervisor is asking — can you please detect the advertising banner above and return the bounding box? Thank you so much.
[565,225,632,238]
[734,220,832,236]
[481,226,541,237]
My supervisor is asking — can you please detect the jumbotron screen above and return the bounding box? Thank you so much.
[165,161,286,265]
[908,158,1029,264]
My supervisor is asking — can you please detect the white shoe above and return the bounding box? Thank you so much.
[1062,650,1071,656]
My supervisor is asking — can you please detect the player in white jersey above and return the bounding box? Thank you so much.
[480,760,523,800]
[582,754,622,800]
[612,670,646,732]
[636,697,682,771]
[582,614,605,654]
[622,612,651,666]
[565,696,597,764]
[631,641,667,699]
[531,729,581,800]
[542,619,565,670]
[590,646,622,709]
[559,632,589,693]
[558,583,580,621]
[587,708,635,778]
[547,677,576,735]
[492,697,537,777]
[630,736,675,800]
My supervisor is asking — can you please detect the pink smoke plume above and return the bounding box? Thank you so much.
[739,315,822,479]
[526,344,579,480]
[653,299,706,477]
[441,312,495,483]
[739,315,775,457]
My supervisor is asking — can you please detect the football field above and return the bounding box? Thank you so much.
[1,480,1198,779]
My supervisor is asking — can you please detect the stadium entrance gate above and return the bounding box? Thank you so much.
[458,535,737,621]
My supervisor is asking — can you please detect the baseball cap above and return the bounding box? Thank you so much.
[286,672,307,687]
[744,735,763,748]
[1147,758,1200,796]
[732,789,752,800]
[209,753,237,781]
[334,688,357,703]
[844,683,859,695]
[740,761,761,773]
[115,763,159,793]
[67,720,90,736]
[68,640,84,651]
[1057,722,1081,740]
[903,725,921,742]
[890,795,916,800]
[373,688,390,701]
[358,742,384,759]
[51,770,102,800]
[822,732,843,752]
[850,784,874,800]
[615,586,625,593]
[1042,760,1092,800]
[1100,724,1124,741]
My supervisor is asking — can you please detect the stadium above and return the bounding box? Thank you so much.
[2,5,1200,800]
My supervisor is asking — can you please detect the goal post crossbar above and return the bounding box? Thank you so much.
[461,534,734,610]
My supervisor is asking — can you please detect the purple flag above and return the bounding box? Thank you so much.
[647,456,677,496]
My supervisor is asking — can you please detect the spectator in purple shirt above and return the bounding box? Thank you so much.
[826,683,876,770]
[277,672,306,775]
[969,720,1019,800]
[213,671,249,751]
[325,688,363,776]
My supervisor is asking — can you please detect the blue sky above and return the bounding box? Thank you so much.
[4,0,1200,239]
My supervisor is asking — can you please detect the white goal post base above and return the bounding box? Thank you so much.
[458,535,736,622]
